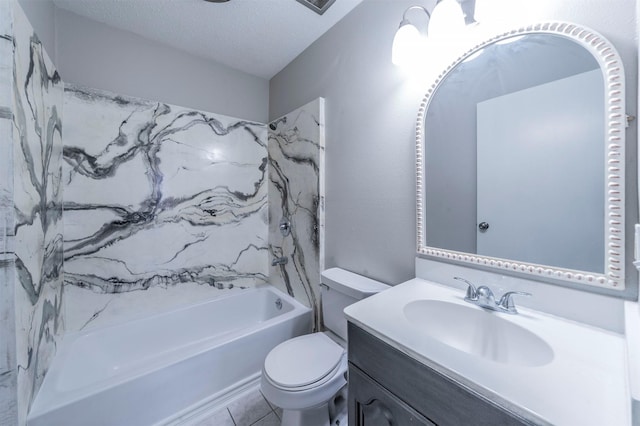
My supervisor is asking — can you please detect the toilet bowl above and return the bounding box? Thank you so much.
[261,268,389,426]
[261,333,347,425]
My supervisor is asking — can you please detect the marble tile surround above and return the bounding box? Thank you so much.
[0,2,17,423]
[63,85,269,331]
[268,99,325,330]
[0,0,14,242]
[9,3,64,424]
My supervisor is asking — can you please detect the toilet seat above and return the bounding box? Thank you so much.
[261,333,348,412]
[263,333,345,391]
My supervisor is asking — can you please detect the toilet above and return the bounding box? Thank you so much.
[261,268,389,426]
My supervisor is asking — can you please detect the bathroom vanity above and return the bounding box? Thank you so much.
[345,278,629,426]
[348,324,532,425]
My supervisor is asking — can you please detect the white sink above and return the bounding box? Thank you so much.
[403,300,553,367]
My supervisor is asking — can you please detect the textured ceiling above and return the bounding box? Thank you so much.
[53,0,364,79]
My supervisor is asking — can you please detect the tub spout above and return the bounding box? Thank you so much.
[272,256,288,266]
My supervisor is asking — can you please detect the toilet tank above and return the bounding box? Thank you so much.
[320,268,390,341]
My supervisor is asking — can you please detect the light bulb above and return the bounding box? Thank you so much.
[428,0,465,39]
[392,22,423,67]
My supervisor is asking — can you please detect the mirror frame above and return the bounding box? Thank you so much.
[416,22,626,290]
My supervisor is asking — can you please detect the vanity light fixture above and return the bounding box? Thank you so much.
[392,0,474,67]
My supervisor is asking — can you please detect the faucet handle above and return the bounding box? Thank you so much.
[476,286,495,304]
[454,277,478,301]
[496,291,531,314]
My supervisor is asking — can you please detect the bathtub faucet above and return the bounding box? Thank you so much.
[272,256,288,266]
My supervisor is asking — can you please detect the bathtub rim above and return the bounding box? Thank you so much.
[70,283,305,337]
[28,284,311,421]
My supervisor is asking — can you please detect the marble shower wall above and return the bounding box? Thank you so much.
[0,1,17,423]
[4,2,64,424]
[63,85,269,331]
[268,98,325,330]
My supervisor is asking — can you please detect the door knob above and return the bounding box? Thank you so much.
[478,222,490,231]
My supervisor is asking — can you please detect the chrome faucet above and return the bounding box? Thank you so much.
[272,256,288,266]
[453,277,530,314]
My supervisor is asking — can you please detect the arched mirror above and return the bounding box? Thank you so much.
[416,23,626,289]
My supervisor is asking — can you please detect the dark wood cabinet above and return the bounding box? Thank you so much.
[348,323,536,426]
[349,366,435,426]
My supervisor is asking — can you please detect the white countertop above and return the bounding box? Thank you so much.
[345,278,630,426]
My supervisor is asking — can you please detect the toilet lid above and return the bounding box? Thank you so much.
[264,333,344,389]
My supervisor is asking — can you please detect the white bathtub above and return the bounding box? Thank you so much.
[27,285,311,426]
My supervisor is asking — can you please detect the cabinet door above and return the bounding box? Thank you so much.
[349,365,435,426]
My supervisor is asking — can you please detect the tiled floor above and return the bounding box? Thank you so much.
[193,387,283,426]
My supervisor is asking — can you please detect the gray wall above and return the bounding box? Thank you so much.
[271,1,422,285]
[17,0,56,59]
[55,8,269,123]
[269,0,639,289]
[16,1,269,123]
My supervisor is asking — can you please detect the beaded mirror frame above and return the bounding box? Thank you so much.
[415,22,626,289]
